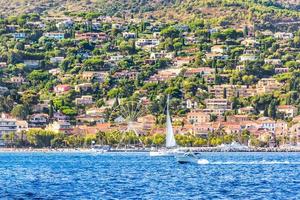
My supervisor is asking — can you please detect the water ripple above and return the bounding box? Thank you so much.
[0,152,299,199]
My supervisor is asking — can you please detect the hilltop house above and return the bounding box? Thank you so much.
[75,83,93,92]
[75,96,93,105]
[0,62,7,68]
[122,32,136,39]
[277,105,298,118]
[54,84,72,94]
[136,39,159,48]
[28,114,49,128]
[43,32,65,40]
[274,32,293,40]
[10,75,25,84]
[81,71,107,82]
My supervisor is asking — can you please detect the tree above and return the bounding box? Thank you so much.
[11,104,29,120]
[268,100,277,119]
[160,26,180,39]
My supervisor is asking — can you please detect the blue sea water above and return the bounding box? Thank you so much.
[0,152,299,200]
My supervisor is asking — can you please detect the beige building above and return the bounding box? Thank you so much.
[187,110,210,124]
[278,105,298,118]
[208,84,255,99]
[256,78,281,94]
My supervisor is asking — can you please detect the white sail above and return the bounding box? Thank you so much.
[166,95,177,148]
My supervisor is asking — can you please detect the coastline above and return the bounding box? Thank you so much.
[0,147,299,153]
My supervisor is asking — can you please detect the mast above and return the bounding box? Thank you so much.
[166,95,177,148]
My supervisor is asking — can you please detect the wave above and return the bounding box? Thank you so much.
[197,160,300,165]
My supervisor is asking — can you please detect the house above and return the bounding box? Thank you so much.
[24,60,41,69]
[76,114,106,125]
[275,68,288,74]
[227,115,250,123]
[208,85,255,99]
[190,122,215,137]
[150,52,174,60]
[257,117,276,132]
[256,78,281,94]
[241,38,259,47]
[75,96,93,105]
[173,57,194,68]
[240,54,256,62]
[12,32,26,40]
[53,112,70,121]
[10,75,25,84]
[184,67,214,77]
[81,71,107,82]
[16,120,28,133]
[122,32,136,39]
[288,123,300,145]
[264,59,282,66]
[186,99,198,109]
[136,39,159,48]
[274,32,293,40]
[205,52,228,60]
[86,107,107,116]
[56,19,74,30]
[75,32,108,42]
[47,121,73,134]
[54,84,72,94]
[75,83,93,92]
[238,106,255,115]
[0,62,7,68]
[275,121,288,136]
[43,32,65,40]
[187,110,210,124]
[50,57,64,64]
[109,55,124,62]
[0,114,17,138]
[184,36,197,45]
[113,70,138,79]
[204,99,232,114]
[277,105,298,118]
[222,122,242,135]
[147,69,180,83]
[28,114,49,128]
[211,45,225,54]
[49,68,61,76]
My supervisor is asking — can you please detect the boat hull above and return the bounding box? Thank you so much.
[176,154,209,164]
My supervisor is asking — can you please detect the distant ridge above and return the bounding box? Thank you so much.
[0,0,299,25]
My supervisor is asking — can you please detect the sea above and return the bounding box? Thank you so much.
[0,152,299,199]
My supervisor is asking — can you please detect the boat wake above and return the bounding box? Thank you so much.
[197,159,210,165]
[197,160,300,165]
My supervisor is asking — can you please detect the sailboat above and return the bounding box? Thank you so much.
[149,95,181,157]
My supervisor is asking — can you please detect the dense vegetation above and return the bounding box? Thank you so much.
[0,0,299,148]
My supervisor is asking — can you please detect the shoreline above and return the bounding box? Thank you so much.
[0,147,299,153]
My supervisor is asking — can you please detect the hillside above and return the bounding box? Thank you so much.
[0,0,299,26]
